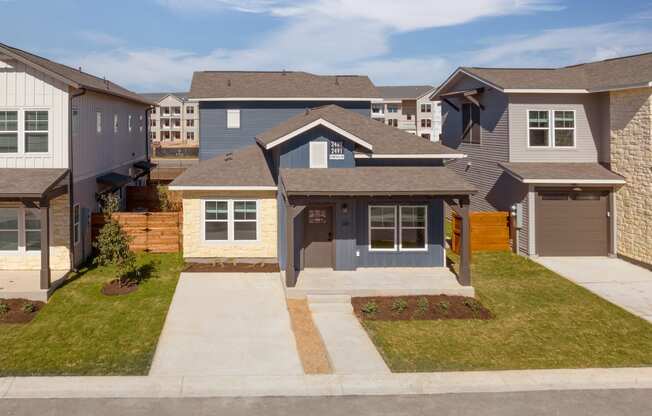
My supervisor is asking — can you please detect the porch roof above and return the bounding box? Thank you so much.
[0,168,68,199]
[280,167,476,197]
[499,162,626,184]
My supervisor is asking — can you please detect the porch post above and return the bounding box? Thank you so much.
[285,200,296,287]
[458,196,472,286]
[39,197,51,290]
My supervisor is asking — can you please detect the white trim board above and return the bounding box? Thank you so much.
[261,118,374,151]
[501,169,625,185]
[188,97,376,102]
[354,153,466,159]
[168,185,278,191]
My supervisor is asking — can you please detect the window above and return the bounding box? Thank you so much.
[186,119,194,127]
[172,106,181,115]
[128,114,133,132]
[421,103,432,112]
[407,114,412,121]
[421,133,431,140]
[172,131,181,140]
[72,107,80,137]
[161,131,170,140]
[528,110,550,147]
[227,109,240,129]
[162,118,170,128]
[113,114,119,134]
[309,141,328,168]
[172,118,181,128]
[387,119,397,127]
[0,111,18,153]
[204,200,259,242]
[151,119,157,127]
[73,204,81,245]
[369,206,396,251]
[151,107,156,115]
[96,111,102,134]
[371,104,383,114]
[387,104,399,113]
[186,106,194,114]
[162,106,170,116]
[400,206,427,250]
[186,131,195,140]
[0,208,19,251]
[25,209,41,251]
[139,115,144,132]
[461,103,480,144]
[421,119,431,128]
[554,110,575,147]
[150,132,157,140]
[24,110,48,152]
[329,140,344,160]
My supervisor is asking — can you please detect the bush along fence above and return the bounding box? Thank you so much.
[92,212,182,253]
[452,211,510,254]
[126,185,182,212]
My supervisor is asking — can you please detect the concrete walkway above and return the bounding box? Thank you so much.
[2,368,652,398]
[307,295,390,375]
[535,257,652,323]
[149,273,303,376]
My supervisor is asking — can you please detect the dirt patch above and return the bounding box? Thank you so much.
[101,279,139,296]
[287,299,332,374]
[352,295,492,321]
[184,262,280,273]
[0,299,45,324]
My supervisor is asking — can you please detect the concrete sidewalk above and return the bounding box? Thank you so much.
[2,368,652,398]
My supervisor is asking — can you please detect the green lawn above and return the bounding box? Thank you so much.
[0,253,184,376]
[363,251,652,372]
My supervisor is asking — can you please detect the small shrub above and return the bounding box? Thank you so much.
[361,301,379,315]
[391,298,408,314]
[439,300,450,314]
[416,297,429,314]
[156,184,170,212]
[21,302,36,314]
[0,302,9,316]
[464,299,481,314]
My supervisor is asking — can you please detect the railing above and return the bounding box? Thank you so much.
[152,146,199,159]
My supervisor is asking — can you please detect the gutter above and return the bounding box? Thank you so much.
[145,106,154,182]
[68,87,86,272]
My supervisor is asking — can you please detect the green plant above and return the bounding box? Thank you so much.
[0,302,9,316]
[391,298,408,314]
[464,299,481,314]
[439,300,450,314]
[416,297,429,314]
[156,184,170,212]
[361,301,379,315]
[21,302,36,314]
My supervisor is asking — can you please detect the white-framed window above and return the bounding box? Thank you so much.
[172,106,181,115]
[0,208,19,251]
[227,109,240,129]
[186,131,195,140]
[24,208,41,251]
[203,200,259,242]
[0,110,18,153]
[151,119,157,127]
[162,106,170,116]
[172,131,181,140]
[172,118,181,128]
[24,110,48,152]
[113,113,119,134]
[553,110,575,147]
[73,204,81,245]
[309,141,328,168]
[128,114,133,132]
[421,119,432,128]
[186,105,194,114]
[72,107,80,137]
[399,206,427,251]
[371,104,383,114]
[161,131,170,140]
[186,119,194,127]
[0,207,42,253]
[387,104,399,113]
[369,206,397,251]
[96,111,102,134]
[421,103,432,112]
[150,132,157,140]
[528,110,550,147]
[151,107,156,115]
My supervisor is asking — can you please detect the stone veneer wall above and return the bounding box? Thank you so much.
[0,193,71,271]
[610,87,652,267]
[181,190,278,260]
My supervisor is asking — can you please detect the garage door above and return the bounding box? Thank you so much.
[535,190,609,256]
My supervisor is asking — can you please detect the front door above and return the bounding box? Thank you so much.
[304,206,333,268]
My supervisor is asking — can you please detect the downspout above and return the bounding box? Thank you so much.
[145,106,153,182]
[68,87,86,271]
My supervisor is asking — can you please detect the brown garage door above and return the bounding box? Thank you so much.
[535,190,609,256]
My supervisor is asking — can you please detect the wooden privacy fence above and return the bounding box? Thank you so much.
[452,211,510,254]
[126,185,183,212]
[92,212,182,253]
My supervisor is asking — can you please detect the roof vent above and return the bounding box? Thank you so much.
[78,66,82,72]
[335,76,339,85]
[224,152,233,161]
[282,69,287,75]
[227,79,231,87]
[305,108,310,115]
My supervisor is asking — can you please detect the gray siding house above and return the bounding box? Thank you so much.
[434,53,652,262]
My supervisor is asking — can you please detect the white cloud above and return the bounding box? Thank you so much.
[78,31,124,46]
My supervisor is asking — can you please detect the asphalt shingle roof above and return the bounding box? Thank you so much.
[0,169,69,197]
[500,163,625,182]
[376,85,434,100]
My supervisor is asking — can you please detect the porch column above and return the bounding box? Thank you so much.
[285,199,296,287]
[39,197,51,290]
[458,196,472,286]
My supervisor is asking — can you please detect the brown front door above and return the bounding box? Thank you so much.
[304,206,333,268]
[535,189,609,256]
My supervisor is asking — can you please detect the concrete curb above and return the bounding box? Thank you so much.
[1,368,652,398]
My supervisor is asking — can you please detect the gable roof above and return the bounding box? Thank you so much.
[256,105,464,157]
[435,52,652,96]
[376,85,435,100]
[189,71,380,100]
[139,92,189,103]
[168,145,276,190]
[0,42,153,106]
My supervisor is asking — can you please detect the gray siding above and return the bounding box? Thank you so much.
[199,101,371,160]
[278,126,355,169]
[441,77,510,211]
[508,93,604,162]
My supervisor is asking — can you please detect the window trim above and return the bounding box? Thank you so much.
[368,205,397,252]
[309,141,328,168]
[399,205,428,252]
[73,204,81,245]
[96,110,103,134]
[526,109,577,149]
[0,109,19,154]
[201,199,260,244]
[0,108,50,154]
[0,206,43,255]
[226,109,241,129]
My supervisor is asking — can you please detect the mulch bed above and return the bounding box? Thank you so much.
[352,295,493,321]
[101,279,139,296]
[0,299,45,324]
[184,262,280,273]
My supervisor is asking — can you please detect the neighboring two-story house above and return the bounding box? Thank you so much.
[0,42,152,300]
[434,53,651,265]
[169,72,476,291]
[372,85,441,140]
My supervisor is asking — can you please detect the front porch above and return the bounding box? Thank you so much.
[0,270,69,302]
[286,267,475,298]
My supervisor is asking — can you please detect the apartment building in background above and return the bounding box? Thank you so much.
[141,92,199,149]
[372,85,442,141]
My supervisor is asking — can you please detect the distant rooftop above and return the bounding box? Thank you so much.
[139,92,189,103]
[376,85,435,100]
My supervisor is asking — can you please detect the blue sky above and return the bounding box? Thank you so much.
[1,0,651,92]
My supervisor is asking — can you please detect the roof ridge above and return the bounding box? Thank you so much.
[563,51,652,68]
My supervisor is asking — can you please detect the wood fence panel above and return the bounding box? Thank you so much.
[126,185,182,212]
[91,212,182,253]
[452,211,510,254]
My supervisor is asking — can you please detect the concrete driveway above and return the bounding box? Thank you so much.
[535,257,652,323]
[149,273,303,376]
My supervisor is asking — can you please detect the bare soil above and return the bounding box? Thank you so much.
[352,295,492,321]
[287,299,332,374]
[101,279,139,296]
[184,262,280,273]
[0,298,45,324]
